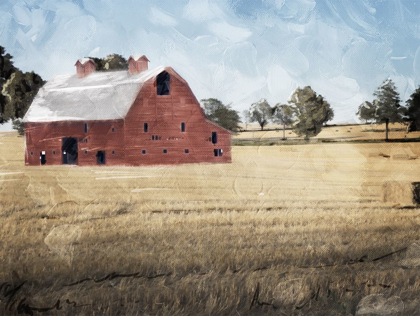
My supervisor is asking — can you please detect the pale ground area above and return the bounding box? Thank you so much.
[1,129,420,315]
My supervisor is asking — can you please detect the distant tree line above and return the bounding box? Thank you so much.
[203,86,334,140]
[356,78,420,141]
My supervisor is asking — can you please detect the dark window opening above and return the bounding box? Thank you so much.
[84,123,88,133]
[62,137,78,165]
[144,123,148,133]
[185,149,189,154]
[85,150,88,154]
[112,127,115,132]
[112,151,115,154]
[163,149,167,154]
[181,122,186,132]
[156,71,170,95]
[142,150,146,154]
[96,151,106,165]
[214,149,223,157]
[52,151,56,155]
[211,132,218,144]
[30,151,33,155]
[152,135,155,140]
[40,151,46,165]
[85,139,88,143]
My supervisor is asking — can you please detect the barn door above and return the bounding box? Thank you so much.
[62,138,78,165]
[40,151,46,165]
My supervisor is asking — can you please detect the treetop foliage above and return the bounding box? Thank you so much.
[201,98,241,132]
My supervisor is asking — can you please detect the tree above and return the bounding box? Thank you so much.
[201,98,241,132]
[405,86,420,132]
[373,78,405,141]
[103,54,128,71]
[0,46,18,122]
[272,103,294,139]
[249,99,272,130]
[12,118,24,136]
[288,86,334,139]
[357,101,377,124]
[242,110,250,131]
[2,70,45,121]
[88,54,128,71]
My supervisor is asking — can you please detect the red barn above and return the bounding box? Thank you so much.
[23,56,231,166]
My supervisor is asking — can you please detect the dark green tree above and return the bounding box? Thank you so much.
[12,119,24,136]
[356,101,377,123]
[288,86,334,139]
[88,54,128,71]
[201,98,241,132]
[272,103,294,139]
[405,86,420,132]
[103,54,128,71]
[249,99,272,131]
[373,79,405,141]
[0,46,18,122]
[2,70,45,121]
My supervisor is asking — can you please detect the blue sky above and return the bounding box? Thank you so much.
[1,0,420,124]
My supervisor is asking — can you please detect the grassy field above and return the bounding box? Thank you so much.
[1,127,420,315]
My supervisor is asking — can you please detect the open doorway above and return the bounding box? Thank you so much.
[96,151,106,165]
[62,138,78,164]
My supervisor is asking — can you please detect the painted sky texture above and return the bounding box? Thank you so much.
[1,0,420,123]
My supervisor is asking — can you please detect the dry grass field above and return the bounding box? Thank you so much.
[1,126,420,315]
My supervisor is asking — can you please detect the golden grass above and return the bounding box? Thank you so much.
[1,129,420,315]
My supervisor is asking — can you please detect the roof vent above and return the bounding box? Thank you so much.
[128,55,150,74]
[75,58,96,78]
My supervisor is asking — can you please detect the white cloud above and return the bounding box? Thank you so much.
[208,20,252,43]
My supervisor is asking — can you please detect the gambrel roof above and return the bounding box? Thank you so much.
[23,66,168,123]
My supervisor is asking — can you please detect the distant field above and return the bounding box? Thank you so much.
[1,129,420,315]
[235,123,420,143]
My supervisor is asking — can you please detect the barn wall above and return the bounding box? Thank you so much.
[124,71,231,166]
[25,120,125,166]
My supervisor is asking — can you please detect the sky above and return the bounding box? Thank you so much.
[1,0,420,126]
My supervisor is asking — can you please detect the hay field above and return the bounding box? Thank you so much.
[1,131,420,315]
[236,122,420,142]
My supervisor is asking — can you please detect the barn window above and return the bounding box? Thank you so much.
[84,123,88,133]
[30,151,33,155]
[211,132,218,144]
[144,123,148,133]
[85,150,88,154]
[163,149,167,154]
[112,151,115,154]
[52,151,56,155]
[181,122,186,132]
[85,139,88,143]
[185,149,189,154]
[152,135,155,140]
[214,149,223,157]
[112,127,115,132]
[142,150,146,154]
[96,151,106,164]
[156,71,170,95]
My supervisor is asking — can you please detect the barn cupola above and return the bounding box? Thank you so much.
[75,58,96,78]
[128,55,150,74]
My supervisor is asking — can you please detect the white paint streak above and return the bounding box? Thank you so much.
[95,176,155,180]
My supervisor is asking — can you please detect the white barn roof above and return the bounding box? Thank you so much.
[23,66,166,123]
